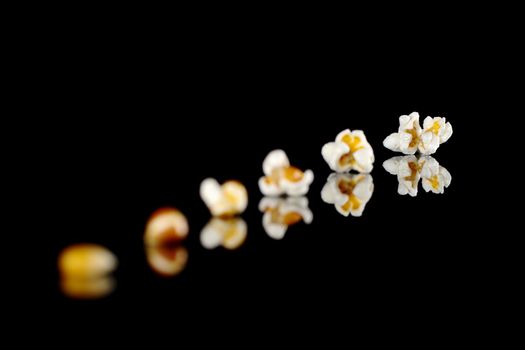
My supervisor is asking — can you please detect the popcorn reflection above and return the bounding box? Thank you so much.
[321,173,374,217]
[58,244,118,299]
[383,156,452,196]
[259,197,313,240]
[200,217,248,250]
[144,208,189,277]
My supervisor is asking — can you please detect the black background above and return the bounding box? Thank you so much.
[26,17,489,335]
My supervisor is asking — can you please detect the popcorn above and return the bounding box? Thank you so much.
[200,217,247,250]
[383,155,452,196]
[383,112,453,155]
[145,245,188,277]
[322,129,374,173]
[258,197,313,240]
[259,150,314,196]
[321,173,374,217]
[144,208,189,246]
[200,179,248,217]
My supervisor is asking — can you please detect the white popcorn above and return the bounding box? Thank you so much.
[321,173,374,217]
[200,178,248,217]
[322,129,374,173]
[258,197,313,240]
[259,150,314,196]
[383,113,453,155]
[200,217,247,250]
[383,155,451,196]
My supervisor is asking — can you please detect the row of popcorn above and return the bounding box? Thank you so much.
[58,113,453,299]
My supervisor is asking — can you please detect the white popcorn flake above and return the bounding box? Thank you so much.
[200,178,248,217]
[383,155,451,196]
[200,217,248,250]
[258,196,313,240]
[321,173,374,217]
[383,113,453,155]
[259,149,314,196]
[322,129,375,173]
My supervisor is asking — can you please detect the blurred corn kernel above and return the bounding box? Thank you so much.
[60,276,116,300]
[58,244,117,299]
[58,244,118,279]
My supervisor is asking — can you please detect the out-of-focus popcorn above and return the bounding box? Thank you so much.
[200,179,248,217]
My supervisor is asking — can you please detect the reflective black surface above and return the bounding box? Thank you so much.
[31,34,482,333]
[43,113,470,307]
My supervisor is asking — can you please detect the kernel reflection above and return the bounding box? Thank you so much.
[383,155,451,196]
[60,276,116,300]
[200,217,248,250]
[58,244,118,299]
[258,197,313,240]
[145,245,188,277]
[321,173,374,217]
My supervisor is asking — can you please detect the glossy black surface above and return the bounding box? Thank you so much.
[32,34,480,332]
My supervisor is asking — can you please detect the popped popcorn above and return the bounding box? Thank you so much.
[322,129,375,173]
[383,112,453,155]
[259,150,314,196]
